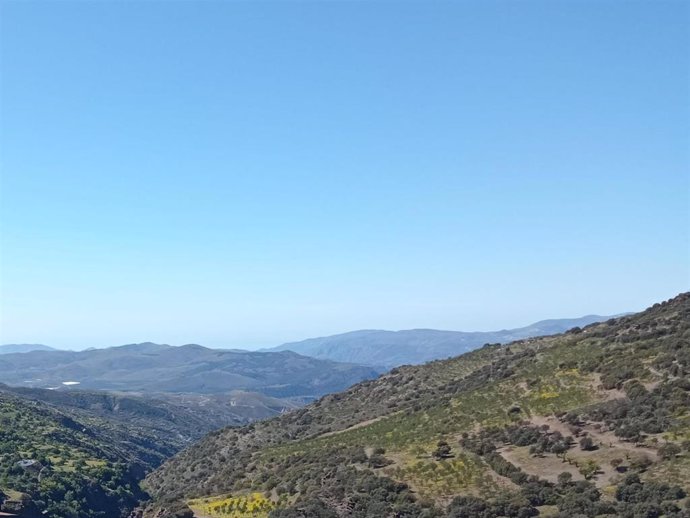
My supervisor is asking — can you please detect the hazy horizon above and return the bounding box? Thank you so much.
[1,2,688,349]
[0,305,645,352]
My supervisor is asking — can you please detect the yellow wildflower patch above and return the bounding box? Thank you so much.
[538,391,559,399]
[188,492,275,518]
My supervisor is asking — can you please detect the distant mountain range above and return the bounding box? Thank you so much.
[0,343,56,354]
[0,342,380,398]
[265,314,626,367]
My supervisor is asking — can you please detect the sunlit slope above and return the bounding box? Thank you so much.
[0,391,148,518]
[144,293,690,518]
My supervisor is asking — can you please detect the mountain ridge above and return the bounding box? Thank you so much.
[265,314,627,367]
[0,344,381,398]
[0,343,56,354]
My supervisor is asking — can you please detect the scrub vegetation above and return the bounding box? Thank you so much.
[144,293,690,518]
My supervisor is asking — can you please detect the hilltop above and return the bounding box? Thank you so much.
[144,293,690,518]
[0,344,56,354]
[266,315,622,367]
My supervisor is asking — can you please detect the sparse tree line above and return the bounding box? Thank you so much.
[456,421,688,518]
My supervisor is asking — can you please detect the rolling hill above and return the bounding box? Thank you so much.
[143,293,690,518]
[265,315,623,367]
[0,344,56,354]
[0,343,381,398]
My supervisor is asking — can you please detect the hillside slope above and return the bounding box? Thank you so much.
[0,384,302,518]
[0,384,275,455]
[267,315,621,367]
[0,344,380,398]
[144,293,690,518]
[0,390,153,518]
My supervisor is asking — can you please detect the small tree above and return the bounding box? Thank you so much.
[578,459,599,480]
[433,440,452,460]
[368,454,392,469]
[552,442,568,457]
[579,436,596,451]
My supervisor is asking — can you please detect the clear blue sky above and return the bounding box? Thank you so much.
[1,1,688,350]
